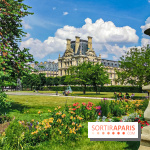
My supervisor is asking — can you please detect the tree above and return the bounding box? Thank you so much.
[46,77,54,87]
[22,74,41,90]
[115,45,150,87]
[60,75,68,85]
[53,77,60,86]
[65,61,92,94]
[65,61,109,94]
[0,0,34,90]
[90,62,110,93]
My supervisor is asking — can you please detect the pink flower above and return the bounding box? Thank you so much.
[82,102,86,106]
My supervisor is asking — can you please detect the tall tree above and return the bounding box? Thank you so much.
[115,45,150,87]
[0,0,34,90]
[46,77,54,87]
[65,61,108,94]
[90,62,110,93]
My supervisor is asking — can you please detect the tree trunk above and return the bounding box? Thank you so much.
[83,85,86,94]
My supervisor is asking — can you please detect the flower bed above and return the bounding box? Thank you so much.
[0,98,149,149]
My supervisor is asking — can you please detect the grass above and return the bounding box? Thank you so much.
[3,95,141,150]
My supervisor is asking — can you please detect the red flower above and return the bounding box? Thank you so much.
[141,126,143,129]
[73,103,77,106]
[82,102,86,106]
[139,114,141,117]
[98,113,101,116]
[72,108,76,111]
[76,106,80,109]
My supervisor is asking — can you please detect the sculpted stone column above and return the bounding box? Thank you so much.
[139,85,150,149]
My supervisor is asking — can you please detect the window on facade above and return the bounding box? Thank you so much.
[65,70,66,75]
[61,70,62,76]
[111,81,112,85]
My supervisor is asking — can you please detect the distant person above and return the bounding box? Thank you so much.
[119,92,122,100]
[114,92,117,100]
[126,92,130,99]
[130,93,134,99]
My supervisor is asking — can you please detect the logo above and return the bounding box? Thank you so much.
[88,122,141,141]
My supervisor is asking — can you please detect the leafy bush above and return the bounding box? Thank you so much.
[0,92,11,114]
[1,107,84,149]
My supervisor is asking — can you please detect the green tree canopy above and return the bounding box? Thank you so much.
[65,61,110,94]
[115,45,150,87]
[0,0,34,90]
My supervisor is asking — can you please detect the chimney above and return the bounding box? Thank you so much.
[75,36,80,54]
[66,39,71,50]
[88,36,92,50]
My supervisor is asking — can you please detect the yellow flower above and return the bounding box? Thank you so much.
[62,114,66,118]
[57,106,61,109]
[72,122,75,125]
[59,131,62,134]
[69,129,72,133]
[2,132,5,136]
[46,133,48,136]
[78,124,82,128]
[48,110,51,113]
[38,111,41,114]
[57,119,62,123]
[27,111,29,113]
[31,119,34,122]
[18,121,22,124]
[55,108,57,110]
[70,116,73,119]
[61,123,64,126]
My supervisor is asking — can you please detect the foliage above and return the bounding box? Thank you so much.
[0,0,35,90]
[0,113,11,123]
[1,107,84,149]
[66,102,98,121]
[90,63,110,93]
[41,85,143,93]
[65,61,110,94]
[46,76,54,87]
[0,92,11,114]
[115,45,150,87]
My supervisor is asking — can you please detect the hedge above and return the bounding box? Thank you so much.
[43,85,143,93]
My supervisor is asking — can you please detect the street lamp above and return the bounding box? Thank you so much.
[144,28,150,36]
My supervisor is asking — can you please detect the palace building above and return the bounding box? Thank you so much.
[58,36,120,85]
[31,36,121,85]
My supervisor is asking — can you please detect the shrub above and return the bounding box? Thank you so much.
[0,92,11,114]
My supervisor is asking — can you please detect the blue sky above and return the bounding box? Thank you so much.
[20,0,150,63]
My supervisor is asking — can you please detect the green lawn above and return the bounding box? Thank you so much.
[3,95,141,150]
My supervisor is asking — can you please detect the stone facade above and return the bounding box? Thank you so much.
[58,36,120,85]
[31,36,123,85]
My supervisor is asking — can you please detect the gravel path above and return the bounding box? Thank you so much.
[6,92,115,100]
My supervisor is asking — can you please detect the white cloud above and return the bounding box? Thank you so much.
[101,53,108,59]
[113,56,118,61]
[148,0,150,3]
[22,20,32,29]
[20,18,139,59]
[53,7,56,10]
[141,38,150,46]
[141,17,150,33]
[47,59,58,63]
[20,37,66,59]
[63,12,69,15]
[25,33,30,39]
